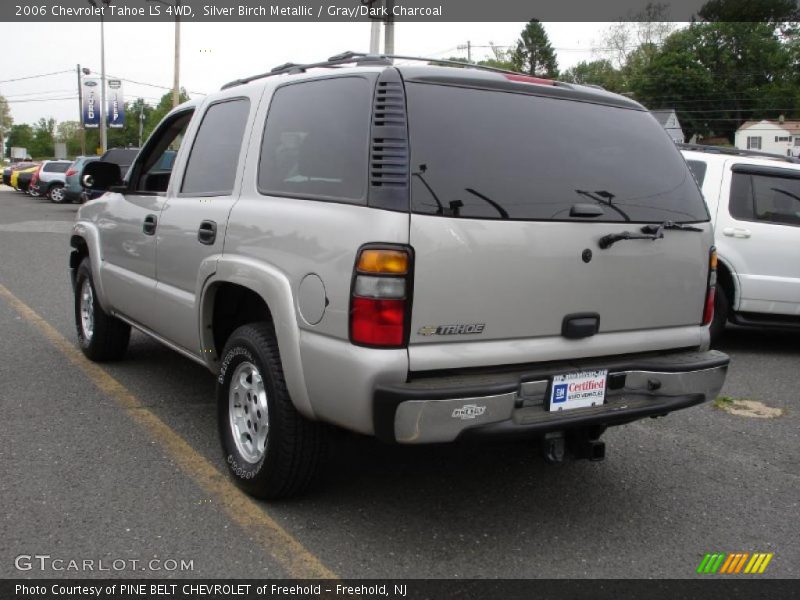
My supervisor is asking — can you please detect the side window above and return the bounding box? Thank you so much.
[181,98,251,196]
[132,110,194,193]
[729,172,754,220]
[751,174,800,227]
[686,160,707,186]
[258,77,371,203]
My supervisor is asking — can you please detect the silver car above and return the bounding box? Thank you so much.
[29,159,72,202]
[69,53,729,499]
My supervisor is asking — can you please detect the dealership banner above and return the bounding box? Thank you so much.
[107,79,125,129]
[0,0,787,22]
[81,78,101,129]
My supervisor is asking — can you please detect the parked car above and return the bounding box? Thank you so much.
[11,164,40,192]
[681,144,800,341]
[64,156,100,203]
[80,148,139,203]
[70,54,729,499]
[29,159,73,202]
[5,162,35,187]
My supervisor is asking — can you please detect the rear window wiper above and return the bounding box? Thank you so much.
[599,221,703,249]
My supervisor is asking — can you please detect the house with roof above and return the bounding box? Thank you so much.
[650,109,685,143]
[735,118,800,157]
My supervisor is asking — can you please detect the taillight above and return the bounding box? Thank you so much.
[703,247,717,325]
[66,169,77,176]
[350,246,412,348]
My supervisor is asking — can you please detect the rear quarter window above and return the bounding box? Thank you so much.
[257,77,371,204]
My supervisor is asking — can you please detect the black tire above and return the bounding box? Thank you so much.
[709,283,729,345]
[217,322,325,499]
[74,258,131,361]
[48,183,67,203]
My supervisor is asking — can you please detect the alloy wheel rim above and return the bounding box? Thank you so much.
[51,186,64,201]
[79,278,94,340]
[228,361,269,463]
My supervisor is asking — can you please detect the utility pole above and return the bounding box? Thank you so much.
[369,18,381,53]
[173,0,181,107]
[76,64,86,156]
[384,0,394,55]
[146,0,182,108]
[87,0,112,152]
[100,7,107,153]
[457,41,473,62]
[138,104,145,147]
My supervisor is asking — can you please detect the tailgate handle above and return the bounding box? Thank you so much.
[562,313,600,339]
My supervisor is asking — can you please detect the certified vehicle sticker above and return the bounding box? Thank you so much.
[549,369,608,411]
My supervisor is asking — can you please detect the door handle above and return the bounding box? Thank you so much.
[721,227,751,238]
[143,214,157,236]
[197,220,217,245]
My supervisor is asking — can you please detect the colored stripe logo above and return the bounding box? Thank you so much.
[697,552,773,574]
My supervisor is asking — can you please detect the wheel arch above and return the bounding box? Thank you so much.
[199,256,315,419]
[716,255,738,312]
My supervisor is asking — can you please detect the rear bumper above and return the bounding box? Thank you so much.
[373,350,729,443]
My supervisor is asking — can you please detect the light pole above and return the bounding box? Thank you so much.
[87,0,112,153]
[147,0,181,108]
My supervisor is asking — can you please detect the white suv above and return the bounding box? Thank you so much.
[681,145,800,341]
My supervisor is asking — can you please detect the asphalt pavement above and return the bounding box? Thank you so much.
[0,187,797,579]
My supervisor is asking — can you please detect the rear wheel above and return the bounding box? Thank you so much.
[709,283,729,345]
[74,258,131,361]
[217,322,325,499]
[48,183,67,203]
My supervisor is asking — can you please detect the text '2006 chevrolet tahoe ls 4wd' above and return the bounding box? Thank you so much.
[70,53,729,499]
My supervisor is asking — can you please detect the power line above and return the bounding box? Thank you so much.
[0,70,73,84]
[2,89,76,99]
[6,96,78,103]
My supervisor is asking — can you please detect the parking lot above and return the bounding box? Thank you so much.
[0,185,798,579]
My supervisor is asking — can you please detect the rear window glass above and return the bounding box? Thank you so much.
[406,84,708,223]
[103,149,139,168]
[44,162,70,173]
[686,160,707,186]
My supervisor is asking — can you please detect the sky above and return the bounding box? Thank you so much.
[1,22,608,126]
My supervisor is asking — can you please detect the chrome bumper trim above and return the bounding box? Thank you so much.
[393,366,727,444]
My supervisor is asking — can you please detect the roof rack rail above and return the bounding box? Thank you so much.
[220,50,559,90]
[678,142,800,164]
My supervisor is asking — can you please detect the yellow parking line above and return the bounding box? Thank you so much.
[0,282,337,580]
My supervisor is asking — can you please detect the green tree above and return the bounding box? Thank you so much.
[0,94,12,160]
[561,59,625,92]
[511,21,558,78]
[144,89,190,141]
[30,117,56,158]
[629,21,796,140]
[56,120,83,157]
[5,123,33,158]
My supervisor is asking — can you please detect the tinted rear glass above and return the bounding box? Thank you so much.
[406,84,708,222]
[686,160,707,186]
[102,149,139,167]
[258,77,371,204]
[44,162,71,173]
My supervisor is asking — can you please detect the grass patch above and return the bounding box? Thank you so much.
[713,395,736,409]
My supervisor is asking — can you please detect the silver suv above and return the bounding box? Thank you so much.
[69,53,729,499]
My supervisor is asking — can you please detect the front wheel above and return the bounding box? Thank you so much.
[74,258,131,361]
[217,322,325,499]
[48,183,67,203]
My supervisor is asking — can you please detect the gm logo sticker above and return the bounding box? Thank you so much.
[552,384,568,404]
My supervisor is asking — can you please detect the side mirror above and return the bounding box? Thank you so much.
[80,161,123,191]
